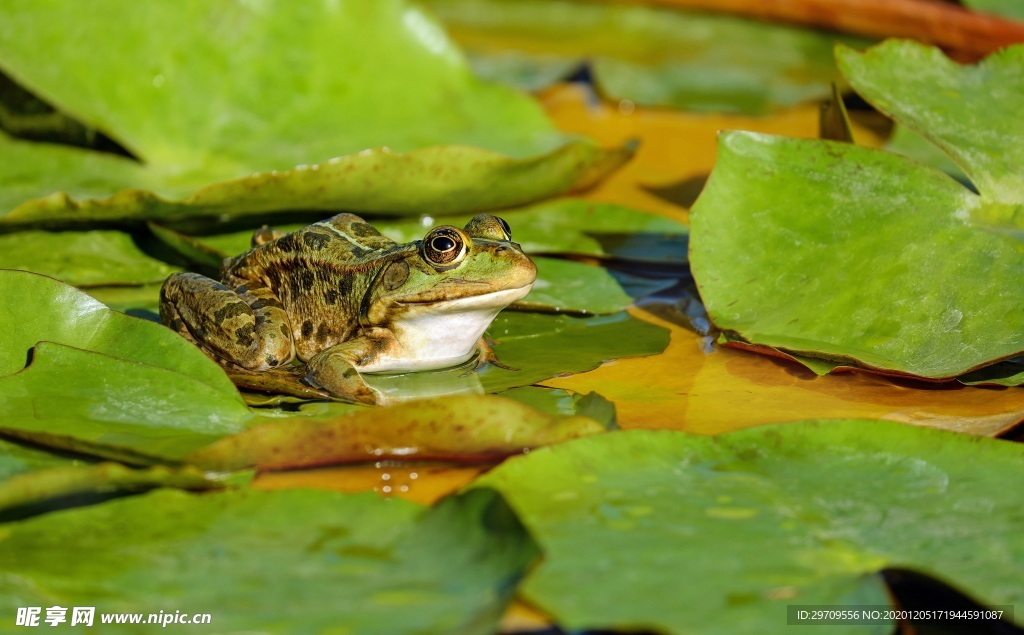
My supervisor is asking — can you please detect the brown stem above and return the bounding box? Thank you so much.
[603,0,1024,61]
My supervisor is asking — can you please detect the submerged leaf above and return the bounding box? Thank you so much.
[423,0,866,114]
[476,421,1024,634]
[188,394,609,471]
[0,487,537,634]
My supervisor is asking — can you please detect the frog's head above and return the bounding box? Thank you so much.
[366,214,536,321]
[363,215,536,363]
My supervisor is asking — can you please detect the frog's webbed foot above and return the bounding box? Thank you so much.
[472,336,518,372]
[303,344,380,405]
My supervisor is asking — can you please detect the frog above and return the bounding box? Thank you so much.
[159,213,536,404]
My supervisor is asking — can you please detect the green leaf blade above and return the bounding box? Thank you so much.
[837,41,1024,204]
[476,422,1024,633]
[690,131,1024,379]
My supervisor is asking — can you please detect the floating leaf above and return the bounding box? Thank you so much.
[370,199,688,262]
[0,342,254,462]
[691,41,1024,379]
[0,229,178,286]
[0,462,216,517]
[0,0,625,223]
[835,41,1024,203]
[0,269,237,392]
[481,310,670,392]
[423,0,867,114]
[885,124,970,186]
[476,421,1024,634]
[188,394,609,471]
[498,387,617,428]
[958,359,1024,387]
[537,85,889,220]
[0,438,73,481]
[0,270,250,461]
[545,309,1024,436]
[0,487,537,634]
[690,129,1022,379]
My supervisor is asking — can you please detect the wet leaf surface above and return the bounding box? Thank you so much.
[691,125,1022,379]
[0,438,75,482]
[837,41,1024,203]
[0,461,217,518]
[0,269,238,393]
[0,487,537,635]
[480,310,670,392]
[423,0,867,114]
[188,394,609,471]
[0,230,178,286]
[538,84,888,220]
[476,421,1024,634]
[0,342,255,462]
[0,0,624,224]
[546,308,1024,436]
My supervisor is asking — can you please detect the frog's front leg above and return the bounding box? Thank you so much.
[473,336,517,371]
[302,330,396,405]
[159,273,294,370]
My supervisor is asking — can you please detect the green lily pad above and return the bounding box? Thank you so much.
[690,129,1021,379]
[836,41,1024,204]
[691,41,1024,379]
[475,420,1024,634]
[499,387,617,428]
[188,394,609,471]
[0,0,625,224]
[370,199,689,262]
[83,283,163,314]
[885,124,970,187]
[0,438,74,482]
[0,342,255,462]
[958,359,1024,387]
[482,310,670,391]
[422,0,868,114]
[0,487,537,634]
[0,229,178,286]
[0,269,238,389]
[0,270,251,461]
[0,462,216,518]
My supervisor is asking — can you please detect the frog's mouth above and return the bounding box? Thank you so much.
[398,283,534,310]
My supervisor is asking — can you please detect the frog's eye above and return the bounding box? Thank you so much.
[422,226,468,269]
[463,214,512,241]
[496,217,512,241]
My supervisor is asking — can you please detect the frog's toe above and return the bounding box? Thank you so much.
[303,359,379,405]
[473,337,518,372]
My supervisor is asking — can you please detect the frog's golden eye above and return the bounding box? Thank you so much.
[464,214,512,241]
[422,226,468,269]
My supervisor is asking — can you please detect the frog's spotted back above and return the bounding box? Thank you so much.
[160,212,535,405]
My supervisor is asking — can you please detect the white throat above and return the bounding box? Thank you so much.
[360,285,532,373]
